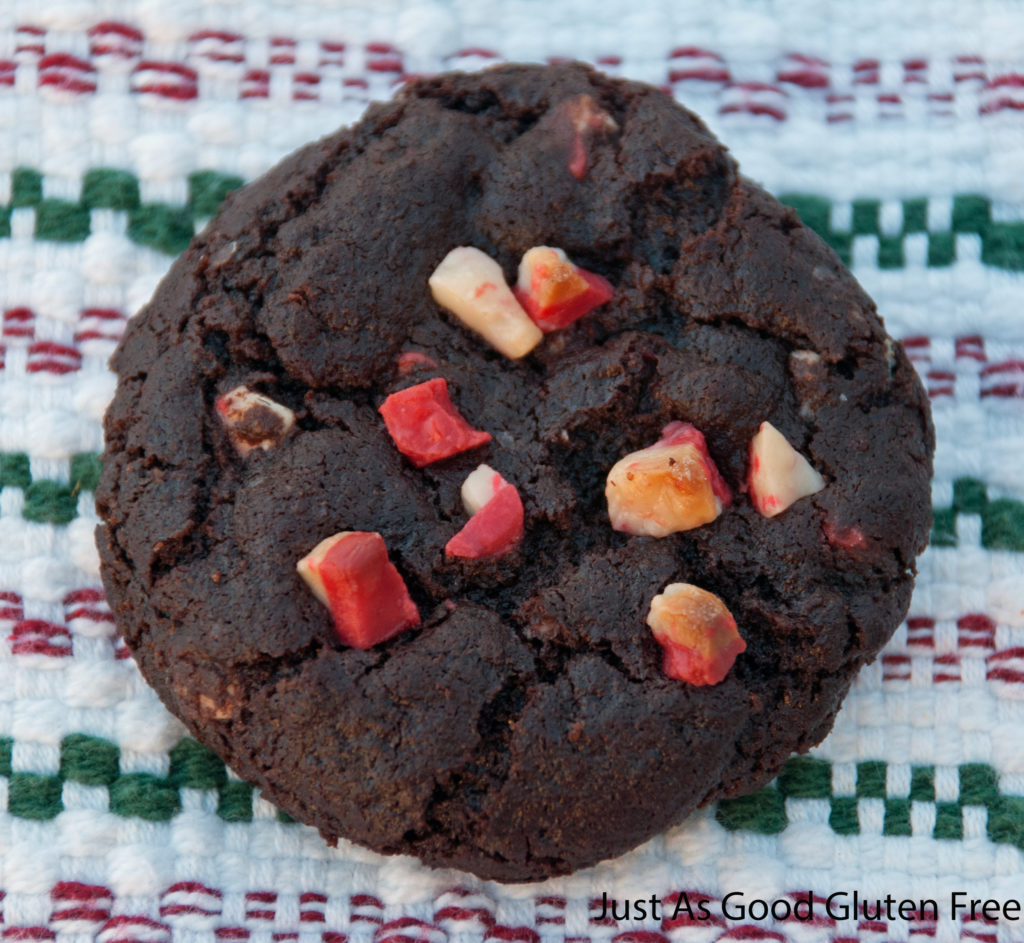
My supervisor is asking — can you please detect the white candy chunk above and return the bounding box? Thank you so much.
[748,421,825,518]
[460,463,506,515]
[215,385,295,456]
[428,247,543,359]
[296,531,356,606]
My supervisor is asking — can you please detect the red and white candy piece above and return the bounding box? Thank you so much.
[747,421,825,517]
[379,377,491,467]
[428,247,543,359]
[557,94,619,181]
[513,246,614,333]
[215,385,295,456]
[297,531,420,649]
[445,464,524,560]
[605,421,732,537]
[646,582,745,686]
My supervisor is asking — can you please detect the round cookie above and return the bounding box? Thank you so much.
[96,62,934,882]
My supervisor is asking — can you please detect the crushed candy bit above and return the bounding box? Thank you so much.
[605,421,731,537]
[513,246,614,332]
[747,421,825,517]
[428,246,543,359]
[646,582,745,685]
[215,385,295,456]
[396,350,439,375]
[379,377,491,467]
[297,531,420,649]
[823,518,868,549]
[446,464,524,559]
[554,94,619,180]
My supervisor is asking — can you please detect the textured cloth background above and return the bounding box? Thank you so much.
[1,0,1023,940]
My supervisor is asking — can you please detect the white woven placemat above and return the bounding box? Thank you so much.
[1,1,1023,940]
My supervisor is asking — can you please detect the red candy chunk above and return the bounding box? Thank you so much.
[513,246,614,332]
[605,421,731,537]
[379,377,491,467]
[445,464,524,560]
[297,531,420,649]
[646,583,745,685]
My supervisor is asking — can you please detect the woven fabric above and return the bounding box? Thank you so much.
[1,1,1023,940]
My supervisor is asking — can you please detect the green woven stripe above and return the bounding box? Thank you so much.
[0,734,281,825]
[1,452,102,525]
[4,458,1024,550]
[8,772,63,819]
[0,453,31,489]
[82,169,140,211]
[3,169,1022,268]
[4,167,244,255]
[22,480,79,525]
[60,733,119,785]
[932,478,1024,551]
[714,787,787,833]
[716,758,1024,851]
[856,760,887,798]
[3,737,1024,849]
[169,737,228,789]
[777,755,831,798]
[781,192,1024,270]
[909,765,935,801]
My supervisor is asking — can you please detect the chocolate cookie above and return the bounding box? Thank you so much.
[96,62,933,882]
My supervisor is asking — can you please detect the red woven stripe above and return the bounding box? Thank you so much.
[159,906,221,918]
[955,335,986,360]
[50,908,111,923]
[980,359,1024,377]
[451,47,499,59]
[9,619,72,657]
[89,21,143,41]
[350,896,383,908]
[613,932,668,943]
[4,29,1024,122]
[718,928,787,941]
[246,889,277,899]
[670,67,730,83]
[434,908,494,927]
[27,341,82,375]
[51,882,112,903]
[189,29,243,43]
[38,53,96,94]
[777,69,829,88]
[132,61,198,100]
[485,929,539,943]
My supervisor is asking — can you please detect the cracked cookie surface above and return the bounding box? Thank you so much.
[96,62,934,882]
